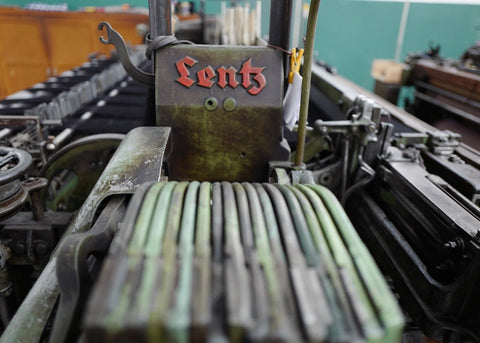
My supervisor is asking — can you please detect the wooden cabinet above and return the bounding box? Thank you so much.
[0,7,148,99]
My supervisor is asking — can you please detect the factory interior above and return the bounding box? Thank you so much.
[1,0,480,342]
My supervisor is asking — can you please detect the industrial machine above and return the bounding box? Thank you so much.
[399,43,480,150]
[0,1,479,342]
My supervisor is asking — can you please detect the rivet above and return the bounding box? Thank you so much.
[223,97,237,112]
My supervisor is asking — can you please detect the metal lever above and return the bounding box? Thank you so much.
[98,22,155,87]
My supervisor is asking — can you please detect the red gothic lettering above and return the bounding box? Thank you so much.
[239,58,266,95]
[176,56,197,88]
[197,66,216,88]
[174,56,266,95]
[217,66,239,89]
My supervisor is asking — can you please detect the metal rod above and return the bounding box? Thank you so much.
[394,1,410,62]
[149,0,172,38]
[295,0,321,166]
[291,0,303,49]
[268,0,293,50]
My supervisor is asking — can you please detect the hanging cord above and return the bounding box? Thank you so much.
[295,0,321,166]
[145,33,193,60]
[267,44,293,55]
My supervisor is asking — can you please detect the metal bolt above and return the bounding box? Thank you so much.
[444,241,458,249]
[204,97,218,111]
[367,123,377,134]
[45,142,56,151]
[318,126,328,135]
[319,172,332,185]
[223,98,237,112]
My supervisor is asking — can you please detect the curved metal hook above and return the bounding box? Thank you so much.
[98,22,155,87]
[98,22,113,45]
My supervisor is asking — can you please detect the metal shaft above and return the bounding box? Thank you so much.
[149,0,172,38]
[295,0,321,166]
[269,0,293,50]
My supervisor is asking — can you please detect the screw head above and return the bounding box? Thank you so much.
[223,97,237,112]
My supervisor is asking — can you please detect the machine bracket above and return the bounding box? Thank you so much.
[98,22,155,87]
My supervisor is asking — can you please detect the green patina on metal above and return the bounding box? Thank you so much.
[191,182,212,334]
[243,183,294,339]
[289,185,354,341]
[165,181,200,342]
[232,183,270,338]
[105,255,143,336]
[310,185,405,343]
[155,45,289,182]
[263,183,330,342]
[303,185,384,342]
[144,182,176,256]
[127,182,165,255]
[40,134,124,211]
[149,182,189,343]
[222,182,251,342]
[84,181,404,343]
[47,172,78,211]
[276,184,319,266]
[253,183,301,341]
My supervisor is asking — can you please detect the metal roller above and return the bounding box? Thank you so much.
[84,182,403,343]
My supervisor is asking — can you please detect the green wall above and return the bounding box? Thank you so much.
[313,0,480,90]
[1,0,479,90]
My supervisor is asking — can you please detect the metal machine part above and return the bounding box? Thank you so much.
[0,51,148,168]
[83,181,403,343]
[1,127,170,342]
[153,44,290,182]
[0,147,33,220]
[394,130,480,205]
[305,62,480,342]
[98,22,155,87]
[3,1,480,342]
[39,133,125,211]
[347,143,480,341]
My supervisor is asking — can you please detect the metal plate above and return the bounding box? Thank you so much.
[155,45,289,182]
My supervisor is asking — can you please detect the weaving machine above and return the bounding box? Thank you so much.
[1,1,480,342]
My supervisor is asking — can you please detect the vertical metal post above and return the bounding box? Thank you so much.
[149,0,172,38]
[394,1,410,62]
[268,0,293,50]
[295,0,321,166]
[291,0,303,49]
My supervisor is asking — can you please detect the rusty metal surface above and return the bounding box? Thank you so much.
[155,45,289,182]
[0,126,170,343]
